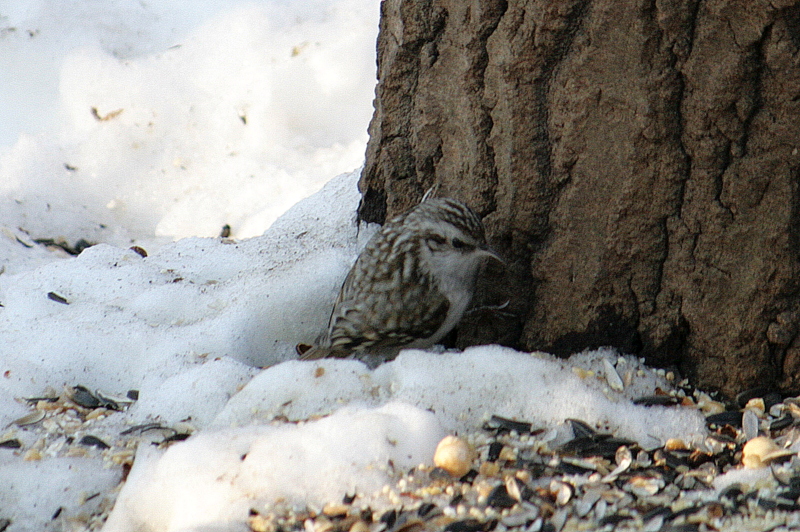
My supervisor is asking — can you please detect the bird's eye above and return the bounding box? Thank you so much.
[452,238,469,250]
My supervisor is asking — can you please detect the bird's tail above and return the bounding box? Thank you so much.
[297,344,331,360]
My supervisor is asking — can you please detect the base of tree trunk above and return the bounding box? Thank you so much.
[359,0,800,398]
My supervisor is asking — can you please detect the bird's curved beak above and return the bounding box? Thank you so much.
[480,245,504,265]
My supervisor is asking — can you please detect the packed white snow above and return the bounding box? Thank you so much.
[0,0,378,266]
[0,2,713,532]
[103,346,708,532]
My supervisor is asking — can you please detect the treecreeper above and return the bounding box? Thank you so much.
[300,197,502,363]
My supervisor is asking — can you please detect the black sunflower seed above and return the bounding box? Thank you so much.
[735,387,770,408]
[380,509,397,528]
[633,395,680,407]
[567,419,596,439]
[770,414,793,431]
[47,292,69,304]
[486,484,517,509]
[443,519,492,532]
[79,435,109,449]
[71,386,101,408]
[483,415,532,434]
[487,441,503,461]
[417,503,437,518]
[706,411,743,428]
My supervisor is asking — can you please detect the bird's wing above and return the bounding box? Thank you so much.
[327,268,450,352]
[298,344,332,360]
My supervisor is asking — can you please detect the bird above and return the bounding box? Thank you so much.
[300,196,501,363]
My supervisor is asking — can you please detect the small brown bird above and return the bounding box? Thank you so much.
[300,197,501,362]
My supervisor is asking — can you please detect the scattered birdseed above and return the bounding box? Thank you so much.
[9,364,800,532]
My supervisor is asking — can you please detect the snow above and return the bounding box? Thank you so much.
[106,402,446,532]
[102,345,708,531]
[0,2,712,532]
[1,0,377,262]
[212,348,705,445]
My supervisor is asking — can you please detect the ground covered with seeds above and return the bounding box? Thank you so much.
[246,389,800,532]
[4,366,800,532]
[0,386,193,531]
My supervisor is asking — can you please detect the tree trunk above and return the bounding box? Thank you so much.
[359,0,800,398]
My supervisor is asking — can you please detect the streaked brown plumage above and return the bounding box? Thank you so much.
[301,197,500,362]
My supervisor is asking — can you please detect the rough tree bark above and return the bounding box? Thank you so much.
[359,0,800,397]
